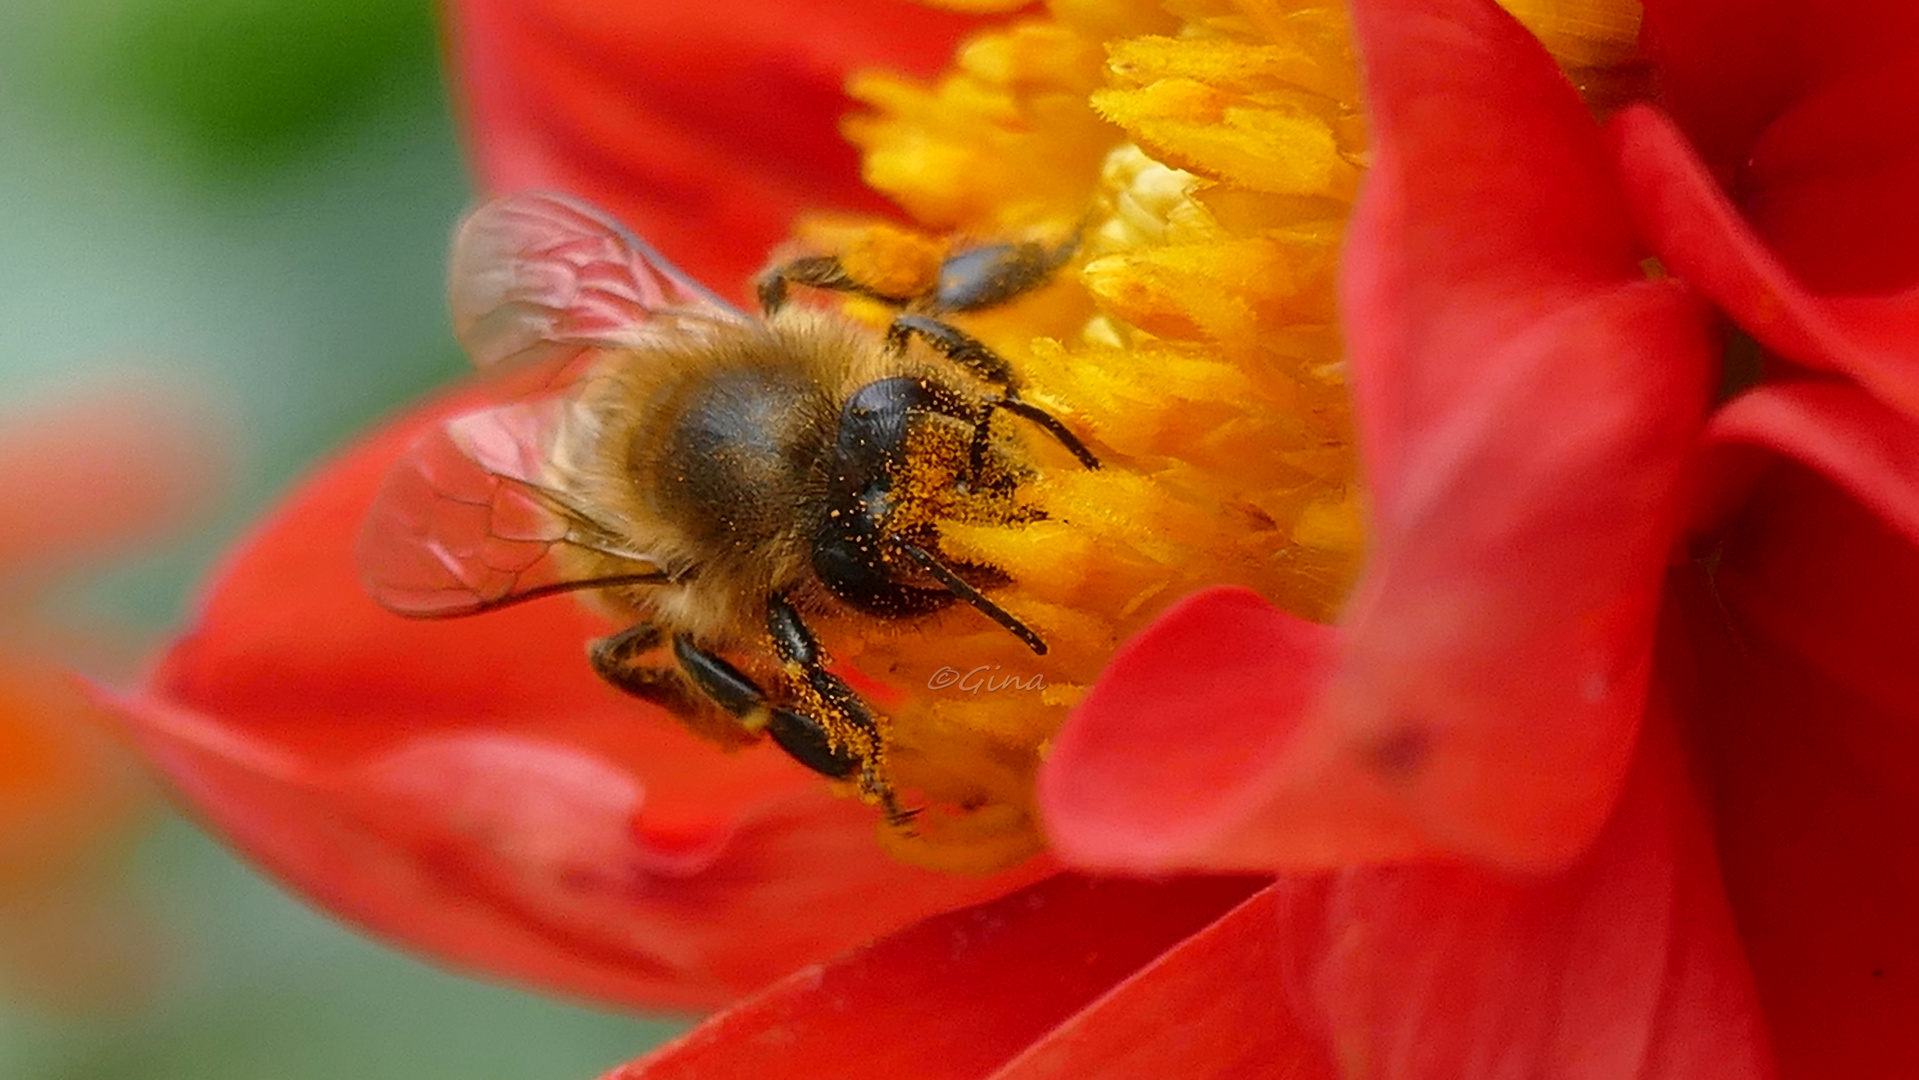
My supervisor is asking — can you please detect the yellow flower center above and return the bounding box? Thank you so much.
[782,0,1642,872]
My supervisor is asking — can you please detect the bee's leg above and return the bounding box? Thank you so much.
[588,623,706,714]
[755,256,916,315]
[886,313,1017,385]
[765,595,913,825]
[758,233,1071,316]
[666,635,863,782]
[886,315,1100,473]
[592,624,794,758]
[930,235,1076,314]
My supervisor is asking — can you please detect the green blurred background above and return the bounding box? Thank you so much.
[0,0,683,1075]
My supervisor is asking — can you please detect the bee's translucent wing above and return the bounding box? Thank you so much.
[449,190,747,372]
[357,397,667,617]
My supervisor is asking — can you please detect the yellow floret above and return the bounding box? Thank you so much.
[809,0,1643,872]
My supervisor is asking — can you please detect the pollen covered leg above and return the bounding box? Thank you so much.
[668,635,862,783]
[765,595,911,824]
[756,255,917,314]
[930,236,1076,314]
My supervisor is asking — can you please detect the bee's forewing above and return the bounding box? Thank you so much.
[356,397,661,617]
[449,191,746,372]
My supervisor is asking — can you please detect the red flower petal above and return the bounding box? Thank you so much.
[1704,380,1919,547]
[1675,468,1919,1076]
[112,375,1043,1011]
[1610,105,1919,424]
[603,873,1270,1080]
[1042,0,1714,874]
[1274,710,1768,1080]
[1635,0,1797,178]
[447,0,992,292]
[988,884,1335,1080]
[1639,0,1919,292]
[606,721,1768,1079]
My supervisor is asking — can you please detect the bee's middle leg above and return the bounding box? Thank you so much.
[667,634,864,784]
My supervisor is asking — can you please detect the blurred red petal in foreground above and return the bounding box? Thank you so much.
[605,874,1285,1080]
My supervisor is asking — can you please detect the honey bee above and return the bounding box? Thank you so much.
[356,191,1096,820]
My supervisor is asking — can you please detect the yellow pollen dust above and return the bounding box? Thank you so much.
[795,0,1642,872]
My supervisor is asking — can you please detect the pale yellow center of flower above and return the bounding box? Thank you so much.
[789,0,1641,872]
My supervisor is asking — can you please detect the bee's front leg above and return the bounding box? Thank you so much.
[765,595,911,825]
[885,315,1100,473]
[591,624,769,755]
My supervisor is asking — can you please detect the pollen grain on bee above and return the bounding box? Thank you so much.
[926,664,1047,695]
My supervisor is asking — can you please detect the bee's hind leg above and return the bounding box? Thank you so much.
[590,623,809,762]
[589,623,705,715]
[765,595,912,825]
[757,231,1072,317]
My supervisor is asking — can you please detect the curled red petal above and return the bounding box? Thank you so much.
[1639,0,1919,292]
[1044,0,1713,874]
[110,378,1042,1011]
[1635,0,1797,178]
[1610,104,1919,423]
[1674,469,1919,1075]
[1703,380,1919,547]
[603,873,1267,1080]
[447,0,992,292]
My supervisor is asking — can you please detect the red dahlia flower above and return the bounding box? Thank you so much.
[110,0,1919,1076]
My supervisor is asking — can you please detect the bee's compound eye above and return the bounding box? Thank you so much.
[766,708,861,780]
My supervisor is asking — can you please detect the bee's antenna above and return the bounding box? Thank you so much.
[891,539,1047,656]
